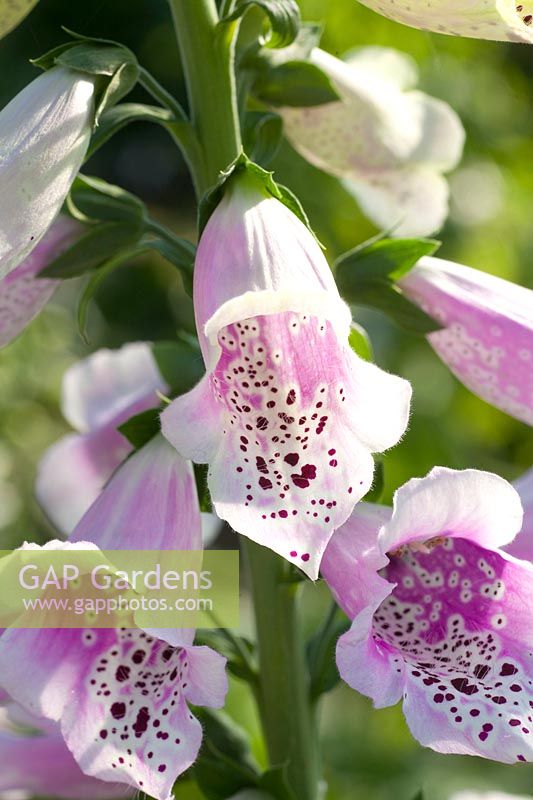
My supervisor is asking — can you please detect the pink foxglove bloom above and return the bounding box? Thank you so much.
[355,0,533,43]
[0,215,82,348]
[0,699,131,799]
[0,436,228,800]
[161,172,411,578]
[0,67,94,279]
[36,343,168,534]
[279,48,464,237]
[321,467,533,763]
[400,257,533,424]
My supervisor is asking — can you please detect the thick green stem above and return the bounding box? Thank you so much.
[169,0,242,195]
[245,540,320,800]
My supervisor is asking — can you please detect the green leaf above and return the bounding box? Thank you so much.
[146,237,195,293]
[86,103,175,158]
[193,709,260,800]
[198,152,314,237]
[0,0,38,39]
[253,60,340,106]
[194,463,211,513]
[337,237,440,283]
[69,174,146,225]
[151,341,204,395]
[364,459,385,503]
[221,0,301,49]
[194,629,258,684]
[40,221,142,279]
[307,604,350,700]
[243,111,283,167]
[335,237,442,335]
[348,322,373,362]
[117,408,161,449]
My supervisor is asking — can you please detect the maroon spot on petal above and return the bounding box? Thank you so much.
[284,453,299,467]
[158,765,167,774]
[300,464,317,480]
[111,702,126,720]
[259,476,273,490]
[256,456,268,474]
[473,664,490,680]
[131,649,145,664]
[286,389,296,405]
[291,475,310,489]
[256,416,268,431]
[99,729,108,739]
[290,550,297,557]
[115,665,131,683]
[501,663,519,676]
[133,707,150,738]
[279,510,288,518]
[301,553,310,562]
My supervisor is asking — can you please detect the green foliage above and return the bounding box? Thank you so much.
[307,604,350,700]
[0,0,38,39]
[151,340,205,395]
[86,103,175,158]
[253,59,339,106]
[117,408,162,449]
[243,110,284,166]
[335,238,442,334]
[221,0,301,49]
[348,322,374,362]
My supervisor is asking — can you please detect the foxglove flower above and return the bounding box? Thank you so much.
[0,67,95,279]
[355,0,533,44]
[0,699,131,799]
[0,215,82,348]
[0,436,228,800]
[321,467,533,763]
[36,343,168,534]
[279,48,464,237]
[400,256,533,424]
[161,172,411,578]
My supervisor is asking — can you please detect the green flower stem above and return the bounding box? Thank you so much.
[169,3,319,797]
[245,540,320,800]
[168,0,242,195]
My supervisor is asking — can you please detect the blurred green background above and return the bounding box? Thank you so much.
[0,0,532,798]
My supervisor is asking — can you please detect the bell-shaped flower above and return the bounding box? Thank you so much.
[36,343,168,534]
[355,0,533,44]
[0,215,82,349]
[0,435,228,800]
[400,256,533,424]
[161,171,411,579]
[0,698,131,799]
[321,466,533,763]
[279,47,465,237]
[0,67,95,279]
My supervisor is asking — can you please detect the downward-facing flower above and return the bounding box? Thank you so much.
[0,67,95,279]
[0,215,82,348]
[36,343,168,534]
[161,171,411,578]
[400,256,533,424]
[321,467,533,763]
[0,698,131,799]
[0,436,228,800]
[279,47,464,237]
[355,0,533,44]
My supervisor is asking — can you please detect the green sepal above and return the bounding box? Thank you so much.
[220,0,300,49]
[348,322,373,362]
[198,152,313,236]
[192,709,260,800]
[117,408,162,449]
[253,59,340,106]
[243,110,283,167]
[32,30,139,123]
[335,237,442,335]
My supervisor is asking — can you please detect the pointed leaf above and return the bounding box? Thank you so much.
[348,322,373,362]
[253,60,340,106]
[40,221,142,278]
[87,103,175,157]
[151,341,205,395]
[336,237,440,283]
[117,407,161,449]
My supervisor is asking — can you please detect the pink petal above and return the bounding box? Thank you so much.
[379,467,524,555]
[507,468,533,562]
[400,257,533,424]
[0,216,81,348]
[70,435,202,552]
[62,343,167,434]
[161,374,223,463]
[0,627,223,799]
[0,703,131,799]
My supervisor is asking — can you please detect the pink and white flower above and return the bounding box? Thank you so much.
[0,435,228,800]
[279,47,464,237]
[0,215,82,348]
[0,68,95,279]
[161,172,411,578]
[0,698,131,799]
[321,467,533,763]
[36,343,168,534]
[355,0,533,44]
[400,256,533,424]
[505,468,533,562]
